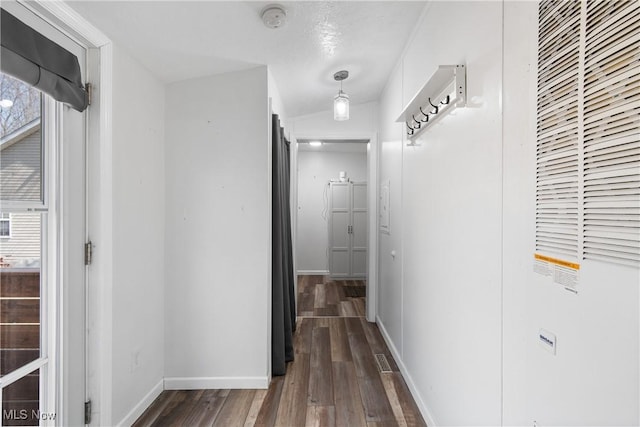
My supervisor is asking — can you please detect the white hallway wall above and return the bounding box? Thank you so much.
[111,45,166,424]
[378,1,639,425]
[104,55,279,422]
[296,149,367,273]
[377,48,404,370]
[403,2,502,424]
[164,67,270,388]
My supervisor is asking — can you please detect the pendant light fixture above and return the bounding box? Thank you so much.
[333,70,349,121]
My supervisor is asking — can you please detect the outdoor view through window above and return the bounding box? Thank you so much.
[1,72,44,426]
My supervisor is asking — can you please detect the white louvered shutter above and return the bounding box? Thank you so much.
[536,0,581,257]
[583,0,640,266]
[536,0,640,268]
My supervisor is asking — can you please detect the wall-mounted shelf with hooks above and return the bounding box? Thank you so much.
[396,64,466,144]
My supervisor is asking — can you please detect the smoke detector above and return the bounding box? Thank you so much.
[261,4,287,29]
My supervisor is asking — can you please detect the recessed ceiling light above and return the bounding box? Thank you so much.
[261,4,287,29]
[0,99,14,108]
[309,141,322,147]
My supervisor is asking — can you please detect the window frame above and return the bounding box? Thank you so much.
[0,212,11,238]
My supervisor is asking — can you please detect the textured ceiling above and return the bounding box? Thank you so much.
[67,1,426,117]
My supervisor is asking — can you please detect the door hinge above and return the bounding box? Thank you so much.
[85,83,92,106]
[84,241,92,266]
[84,400,92,424]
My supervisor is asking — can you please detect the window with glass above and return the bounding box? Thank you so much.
[0,213,10,238]
[0,72,45,427]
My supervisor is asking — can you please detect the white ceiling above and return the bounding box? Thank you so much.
[67,1,426,117]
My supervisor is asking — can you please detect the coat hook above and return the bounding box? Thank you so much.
[419,106,430,121]
[440,95,450,105]
[406,121,415,133]
[412,115,422,129]
[428,98,439,114]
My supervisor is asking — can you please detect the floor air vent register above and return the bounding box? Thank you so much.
[375,353,392,373]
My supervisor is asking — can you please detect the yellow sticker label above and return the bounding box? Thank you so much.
[534,253,580,270]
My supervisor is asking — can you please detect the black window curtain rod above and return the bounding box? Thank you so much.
[1,9,88,112]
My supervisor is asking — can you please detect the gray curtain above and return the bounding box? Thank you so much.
[272,114,295,376]
[1,9,88,111]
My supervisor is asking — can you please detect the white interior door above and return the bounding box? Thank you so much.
[351,183,368,277]
[329,182,367,279]
[329,183,350,278]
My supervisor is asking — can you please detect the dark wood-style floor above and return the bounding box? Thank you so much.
[133,275,426,427]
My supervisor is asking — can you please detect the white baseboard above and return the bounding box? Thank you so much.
[116,379,163,427]
[296,270,329,275]
[163,376,269,390]
[376,316,438,427]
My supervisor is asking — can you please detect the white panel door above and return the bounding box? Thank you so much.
[351,183,368,277]
[328,182,367,278]
[329,183,350,277]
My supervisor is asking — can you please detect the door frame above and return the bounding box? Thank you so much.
[291,132,379,322]
[17,1,113,425]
